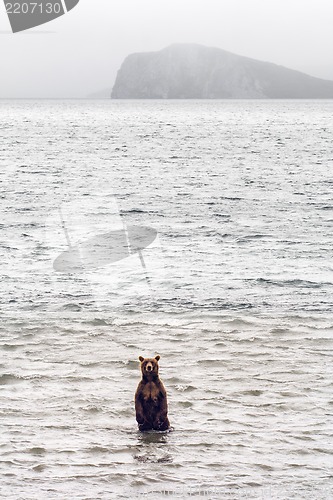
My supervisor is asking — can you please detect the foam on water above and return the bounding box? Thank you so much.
[1,99,333,499]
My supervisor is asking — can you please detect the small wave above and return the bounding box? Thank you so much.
[78,361,100,368]
[212,213,231,219]
[31,464,46,472]
[62,375,109,383]
[174,384,196,392]
[240,390,264,397]
[270,328,290,334]
[1,343,23,351]
[318,205,333,210]
[84,446,110,454]
[80,404,106,414]
[84,318,110,326]
[237,234,270,242]
[254,463,275,471]
[134,454,173,464]
[168,377,183,384]
[151,297,254,312]
[221,196,243,201]
[197,359,225,367]
[0,374,23,385]
[124,359,141,370]
[121,209,148,214]
[256,278,326,289]
[27,447,46,456]
[59,303,83,311]
[178,401,193,408]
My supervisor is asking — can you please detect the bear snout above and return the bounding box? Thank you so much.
[146,362,153,372]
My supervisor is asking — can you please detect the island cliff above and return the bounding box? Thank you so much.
[111,44,333,99]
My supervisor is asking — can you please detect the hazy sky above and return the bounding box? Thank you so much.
[1,0,333,97]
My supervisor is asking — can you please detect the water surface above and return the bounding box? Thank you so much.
[1,99,333,499]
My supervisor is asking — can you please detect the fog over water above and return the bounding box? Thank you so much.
[1,0,333,97]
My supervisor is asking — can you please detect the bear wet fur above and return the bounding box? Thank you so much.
[135,355,170,432]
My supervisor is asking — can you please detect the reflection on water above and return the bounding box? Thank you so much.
[134,429,174,464]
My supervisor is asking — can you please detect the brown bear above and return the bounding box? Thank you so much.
[135,355,170,432]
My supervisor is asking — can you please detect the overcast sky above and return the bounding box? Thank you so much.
[1,0,333,98]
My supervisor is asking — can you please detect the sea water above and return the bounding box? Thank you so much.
[1,99,333,499]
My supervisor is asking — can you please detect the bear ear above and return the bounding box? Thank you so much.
[139,356,144,362]
[155,355,160,361]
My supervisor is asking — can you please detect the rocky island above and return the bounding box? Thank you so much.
[111,43,333,99]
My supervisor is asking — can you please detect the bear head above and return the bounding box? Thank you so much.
[139,355,160,378]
